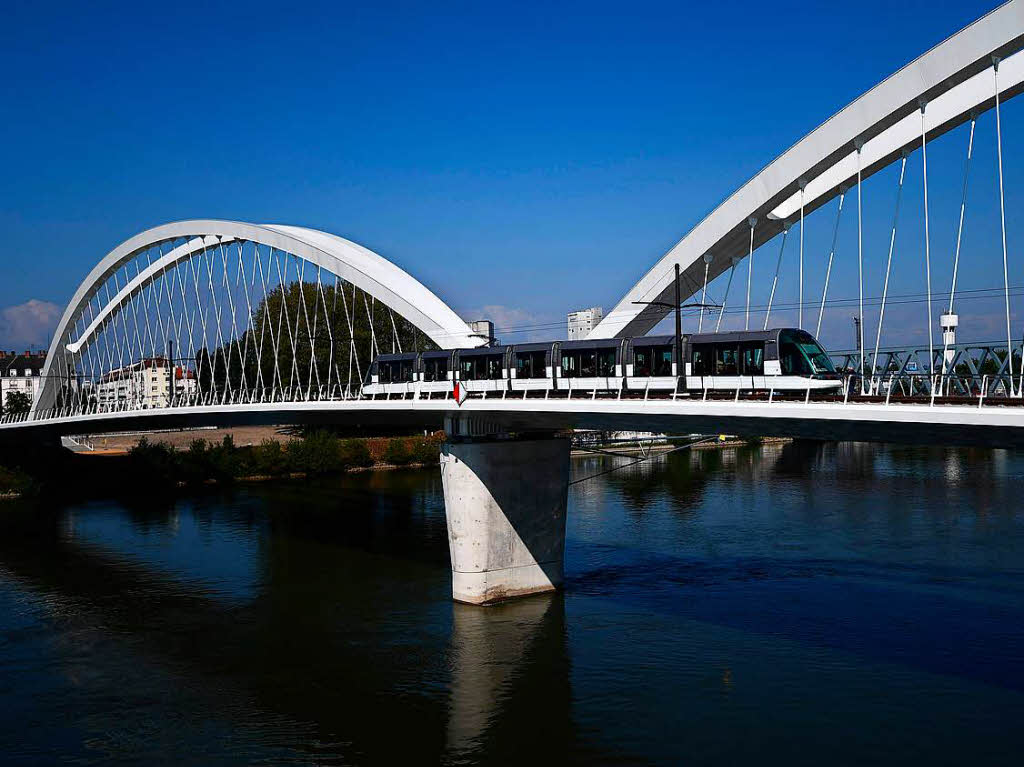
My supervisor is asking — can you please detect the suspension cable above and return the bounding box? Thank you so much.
[921,102,936,383]
[764,224,789,330]
[715,258,739,332]
[745,217,756,330]
[856,141,865,385]
[815,190,846,338]
[799,180,806,329]
[941,116,976,381]
[872,154,908,384]
[995,57,1015,395]
[698,255,711,333]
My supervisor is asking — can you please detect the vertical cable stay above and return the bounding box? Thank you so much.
[815,191,846,338]
[940,117,976,387]
[872,154,908,387]
[921,102,936,385]
[715,259,739,333]
[799,182,806,329]
[389,308,402,354]
[698,255,710,333]
[947,118,976,316]
[856,142,865,387]
[764,225,788,330]
[994,57,1015,395]
[745,218,756,330]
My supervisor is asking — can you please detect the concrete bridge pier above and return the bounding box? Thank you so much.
[441,418,569,605]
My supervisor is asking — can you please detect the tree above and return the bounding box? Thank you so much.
[3,391,32,416]
[197,280,435,398]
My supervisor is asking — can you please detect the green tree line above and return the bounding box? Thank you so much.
[191,281,436,396]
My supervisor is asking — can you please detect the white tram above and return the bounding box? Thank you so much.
[362,328,842,398]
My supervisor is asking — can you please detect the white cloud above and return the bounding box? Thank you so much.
[0,299,62,351]
[461,304,561,342]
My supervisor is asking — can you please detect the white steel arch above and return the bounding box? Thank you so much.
[34,220,483,414]
[590,0,1024,339]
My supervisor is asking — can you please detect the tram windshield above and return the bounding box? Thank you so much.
[778,330,836,376]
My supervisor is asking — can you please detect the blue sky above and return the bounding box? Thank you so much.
[0,0,1017,351]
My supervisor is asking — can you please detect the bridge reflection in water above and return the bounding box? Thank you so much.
[1,442,1023,764]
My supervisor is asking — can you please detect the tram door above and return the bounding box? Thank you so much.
[711,343,740,390]
[741,341,765,389]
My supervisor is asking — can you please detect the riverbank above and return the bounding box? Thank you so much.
[1,431,788,501]
[0,431,445,501]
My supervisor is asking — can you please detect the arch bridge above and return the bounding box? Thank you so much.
[6,2,1024,604]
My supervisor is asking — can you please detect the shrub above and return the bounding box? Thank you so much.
[338,438,373,468]
[248,439,288,476]
[179,439,212,485]
[0,464,33,495]
[207,435,241,481]
[366,437,389,463]
[409,435,441,466]
[383,438,412,466]
[286,430,343,475]
[127,438,180,488]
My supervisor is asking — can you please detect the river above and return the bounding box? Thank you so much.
[1,441,1023,765]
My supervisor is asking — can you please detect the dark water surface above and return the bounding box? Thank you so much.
[2,441,1023,765]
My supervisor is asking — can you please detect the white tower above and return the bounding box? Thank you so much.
[940,312,958,369]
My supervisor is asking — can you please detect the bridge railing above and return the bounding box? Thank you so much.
[8,371,1024,428]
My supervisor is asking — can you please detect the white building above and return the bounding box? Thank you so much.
[567,307,603,340]
[0,351,46,410]
[94,357,197,410]
[469,319,495,345]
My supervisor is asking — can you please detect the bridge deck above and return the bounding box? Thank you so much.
[4,398,1024,449]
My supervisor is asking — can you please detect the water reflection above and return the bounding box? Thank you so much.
[1,444,1023,764]
[446,595,572,762]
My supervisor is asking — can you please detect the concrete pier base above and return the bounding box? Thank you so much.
[440,436,569,605]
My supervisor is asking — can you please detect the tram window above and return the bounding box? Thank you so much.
[597,349,617,377]
[516,351,546,379]
[691,346,710,375]
[633,348,652,377]
[561,350,594,378]
[580,350,596,377]
[715,345,739,375]
[653,346,673,376]
[560,351,575,377]
[486,356,504,379]
[423,357,447,382]
[741,343,764,375]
